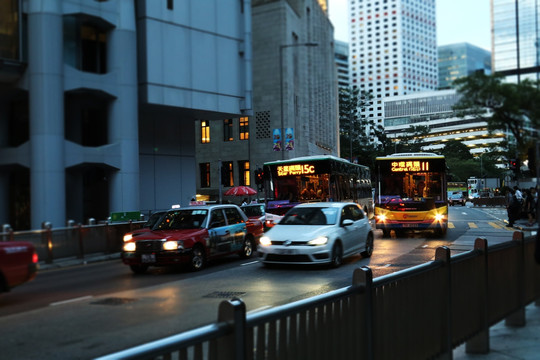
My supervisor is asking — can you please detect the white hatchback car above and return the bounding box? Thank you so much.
[258,202,374,267]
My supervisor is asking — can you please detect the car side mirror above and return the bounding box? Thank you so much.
[342,219,354,227]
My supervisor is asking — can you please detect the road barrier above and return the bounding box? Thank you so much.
[471,196,507,207]
[0,221,145,263]
[94,231,540,360]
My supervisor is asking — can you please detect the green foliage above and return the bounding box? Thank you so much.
[453,73,540,168]
[440,140,473,161]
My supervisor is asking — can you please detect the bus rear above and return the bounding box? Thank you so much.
[374,153,448,236]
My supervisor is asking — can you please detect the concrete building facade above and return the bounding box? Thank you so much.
[0,0,252,229]
[194,0,339,202]
[383,89,505,155]
[348,0,438,131]
[335,40,350,88]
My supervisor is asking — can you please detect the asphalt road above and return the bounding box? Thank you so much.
[0,206,519,359]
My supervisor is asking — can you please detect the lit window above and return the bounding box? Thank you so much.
[238,160,250,186]
[201,121,210,144]
[239,117,249,140]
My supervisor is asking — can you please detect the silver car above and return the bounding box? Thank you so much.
[258,202,374,268]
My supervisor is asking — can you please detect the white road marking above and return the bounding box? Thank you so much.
[461,212,468,215]
[50,295,93,307]
[241,261,259,266]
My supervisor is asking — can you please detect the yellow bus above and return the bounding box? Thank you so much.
[374,153,448,237]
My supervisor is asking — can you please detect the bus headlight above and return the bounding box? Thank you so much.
[260,236,272,246]
[308,236,328,246]
[123,234,133,242]
[434,213,445,222]
[376,214,387,222]
[123,242,136,252]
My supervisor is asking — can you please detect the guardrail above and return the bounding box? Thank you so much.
[0,221,145,264]
[95,231,540,360]
[471,196,507,207]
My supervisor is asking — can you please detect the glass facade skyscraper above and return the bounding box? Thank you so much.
[492,0,540,82]
[438,43,492,89]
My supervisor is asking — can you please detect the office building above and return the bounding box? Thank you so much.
[438,43,492,89]
[383,89,505,155]
[335,40,351,88]
[491,0,540,82]
[0,0,252,229]
[194,0,339,202]
[348,0,438,131]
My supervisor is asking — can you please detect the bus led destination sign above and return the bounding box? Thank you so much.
[391,161,430,172]
[277,164,316,176]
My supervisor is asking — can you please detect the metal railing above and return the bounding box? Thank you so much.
[95,231,540,360]
[0,221,145,264]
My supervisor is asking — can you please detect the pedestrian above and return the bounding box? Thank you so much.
[506,188,521,227]
[524,187,537,227]
[241,198,248,206]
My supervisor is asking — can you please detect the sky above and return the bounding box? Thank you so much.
[328,0,491,51]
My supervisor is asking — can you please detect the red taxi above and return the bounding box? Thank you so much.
[122,204,263,273]
[0,241,39,292]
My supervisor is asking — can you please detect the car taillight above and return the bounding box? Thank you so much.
[32,252,39,264]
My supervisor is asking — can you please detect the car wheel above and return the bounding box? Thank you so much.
[189,245,206,271]
[130,264,148,274]
[240,237,254,258]
[361,232,374,258]
[330,242,343,268]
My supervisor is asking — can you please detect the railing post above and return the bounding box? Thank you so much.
[353,266,373,360]
[41,222,53,264]
[506,231,526,327]
[435,246,452,360]
[77,224,85,260]
[215,298,246,360]
[466,238,490,354]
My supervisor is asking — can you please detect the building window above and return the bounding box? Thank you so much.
[222,161,233,187]
[224,119,233,141]
[64,16,108,74]
[167,0,173,10]
[238,161,250,186]
[239,117,249,140]
[201,120,210,143]
[199,163,210,188]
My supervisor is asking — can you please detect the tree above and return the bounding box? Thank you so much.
[453,73,540,170]
[338,87,372,161]
[440,140,473,161]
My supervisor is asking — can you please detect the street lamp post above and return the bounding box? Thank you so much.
[279,42,318,159]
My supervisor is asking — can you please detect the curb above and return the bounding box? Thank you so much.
[39,253,121,271]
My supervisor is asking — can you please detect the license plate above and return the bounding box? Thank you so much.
[276,248,297,255]
[141,254,156,263]
[402,224,416,228]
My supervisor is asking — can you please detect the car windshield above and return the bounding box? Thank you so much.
[241,205,264,217]
[450,194,463,199]
[144,212,165,228]
[279,207,337,225]
[153,209,208,230]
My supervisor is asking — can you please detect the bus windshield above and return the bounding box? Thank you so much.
[263,155,373,217]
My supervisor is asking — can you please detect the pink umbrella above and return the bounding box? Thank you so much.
[224,186,257,196]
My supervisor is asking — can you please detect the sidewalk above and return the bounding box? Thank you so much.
[453,301,540,359]
[38,252,121,271]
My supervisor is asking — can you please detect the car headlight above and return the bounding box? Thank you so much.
[307,236,328,246]
[163,241,183,251]
[123,234,133,242]
[123,242,136,252]
[260,236,272,246]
